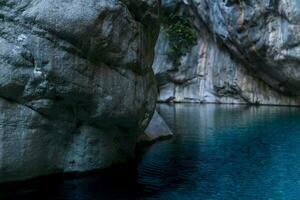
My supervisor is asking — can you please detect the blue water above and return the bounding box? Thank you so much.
[2,104,300,200]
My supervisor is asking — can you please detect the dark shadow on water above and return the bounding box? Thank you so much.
[0,163,142,200]
[2,104,300,199]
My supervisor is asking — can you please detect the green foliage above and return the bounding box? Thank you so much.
[161,14,197,65]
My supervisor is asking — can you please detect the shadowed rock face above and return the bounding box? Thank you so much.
[0,0,159,183]
[153,0,300,105]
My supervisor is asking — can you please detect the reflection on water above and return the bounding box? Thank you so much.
[2,104,300,200]
[142,104,300,200]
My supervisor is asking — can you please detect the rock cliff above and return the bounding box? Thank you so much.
[0,0,159,183]
[153,0,300,105]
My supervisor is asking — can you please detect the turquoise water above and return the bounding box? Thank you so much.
[2,104,300,199]
[140,104,300,200]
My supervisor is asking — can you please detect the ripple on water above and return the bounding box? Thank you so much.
[2,104,300,200]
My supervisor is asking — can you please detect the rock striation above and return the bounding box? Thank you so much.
[153,0,300,105]
[0,0,159,183]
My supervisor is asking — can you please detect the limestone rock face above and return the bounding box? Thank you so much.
[191,0,300,96]
[0,0,159,183]
[154,0,300,105]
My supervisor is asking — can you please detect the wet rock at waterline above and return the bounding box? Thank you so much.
[0,0,159,183]
[138,111,173,144]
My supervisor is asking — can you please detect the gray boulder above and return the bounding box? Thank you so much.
[0,0,159,183]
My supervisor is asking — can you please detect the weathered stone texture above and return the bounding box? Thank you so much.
[0,0,159,182]
[154,0,300,105]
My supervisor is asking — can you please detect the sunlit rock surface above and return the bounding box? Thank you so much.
[0,0,159,183]
[154,0,300,105]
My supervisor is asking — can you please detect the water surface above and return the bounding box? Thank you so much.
[2,104,300,200]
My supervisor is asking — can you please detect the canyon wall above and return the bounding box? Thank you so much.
[0,0,159,183]
[154,0,300,105]
[2,0,300,184]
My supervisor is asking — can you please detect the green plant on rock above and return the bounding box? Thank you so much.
[161,14,197,66]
